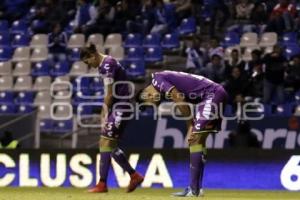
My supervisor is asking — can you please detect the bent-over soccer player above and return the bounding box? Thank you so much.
[137,70,228,197]
[80,44,144,193]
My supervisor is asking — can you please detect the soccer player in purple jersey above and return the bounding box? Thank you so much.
[137,70,228,197]
[80,44,144,193]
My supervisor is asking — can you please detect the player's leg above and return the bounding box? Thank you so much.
[105,110,144,192]
[88,137,116,193]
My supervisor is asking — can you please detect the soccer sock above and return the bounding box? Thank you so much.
[189,144,206,192]
[111,148,135,175]
[99,147,113,184]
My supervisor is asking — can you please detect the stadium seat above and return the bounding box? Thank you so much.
[69,61,88,76]
[109,46,124,61]
[264,46,273,55]
[124,33,143,48]
[0,91,14,104]
[282,32,298,45]
[76,104,93,115]
[284,45,300,60]
[242,46,261,61]
[15,91,35,105]
[0,32,10,47]
[53,90,71,100]
[126,47,144,61]
[14,76,32,91]
[126,60,145,80]
[259,32,277,48]
[18,104,34,113]
[53,119,73,133]
[50,60,70,77]
[34,91,51,106]
[13,61,31,76]
[222,32,240,47]
[68,48,80,62]
[31,19,47,33]
[53,75,71,91]
[72,76,90,92]
[104,33,122,50]
[0,104,17,114]
[0,20,9,32]
[12,34,30,48]
[0,76,13,91]
[161,33,180,49]
[143,33,161,48]
[31,47,48,62]
[31,60,50,76]
[38,104,51,119]
[67,34,85,48]
[0,47,13,61]
[33,76,51,91]
[64,21,75,36]
[178,17,196,36]
[11,20,28,35]
[30,34,48,47]
[86,34,104,47]
[0,61,12,75]
[240,32,258,47]
[12,47,30,62]
[90,77,104,93]
[72,91,90,106]
[145,47,163,63]
[40,119,54,132]
[52,104,73,120]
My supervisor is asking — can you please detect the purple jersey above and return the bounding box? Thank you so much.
[152,70,220,102]
[98,56,130,102]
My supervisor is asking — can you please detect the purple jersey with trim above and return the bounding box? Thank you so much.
[98,56,130,103]
[152,70,220,102]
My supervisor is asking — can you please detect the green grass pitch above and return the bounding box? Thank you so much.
[0,188,300,200]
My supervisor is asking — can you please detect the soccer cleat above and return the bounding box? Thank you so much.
[127,172,144,193]
[88,181,108,193]
[172,187,199,197]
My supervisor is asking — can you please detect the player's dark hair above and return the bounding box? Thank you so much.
[80,44,97,60]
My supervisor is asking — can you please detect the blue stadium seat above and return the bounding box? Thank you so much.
[90,77,104,93]
[0,20,9,32]
[161,33,180,50]
[15,91,35,105]
[0,32,10,47]
[53,120,73,133]
[126,47,144,61]
[143,34,161,48]
[18,105,34,113]
[124,33,143,48]
[0,104,17,114]
[126,60,146,79]
[178,17,196,36]
[11,20,28,35]
[222,32,240,47]
[0,91,14,104]
[50,60,70,77]
[31,19,47,33]
[284,45,300,60]
[72,77,90,93]
[76,104,93,115]
[12,34,30,47]
[64,21,75,37]
[31,60,50,76]
[145,47,163,63]
[0,47,13,61]
[40,119,54,132]
[282,32,298,45]
[68,48,80,61]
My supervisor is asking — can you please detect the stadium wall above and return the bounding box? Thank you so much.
[0,149,299,191]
